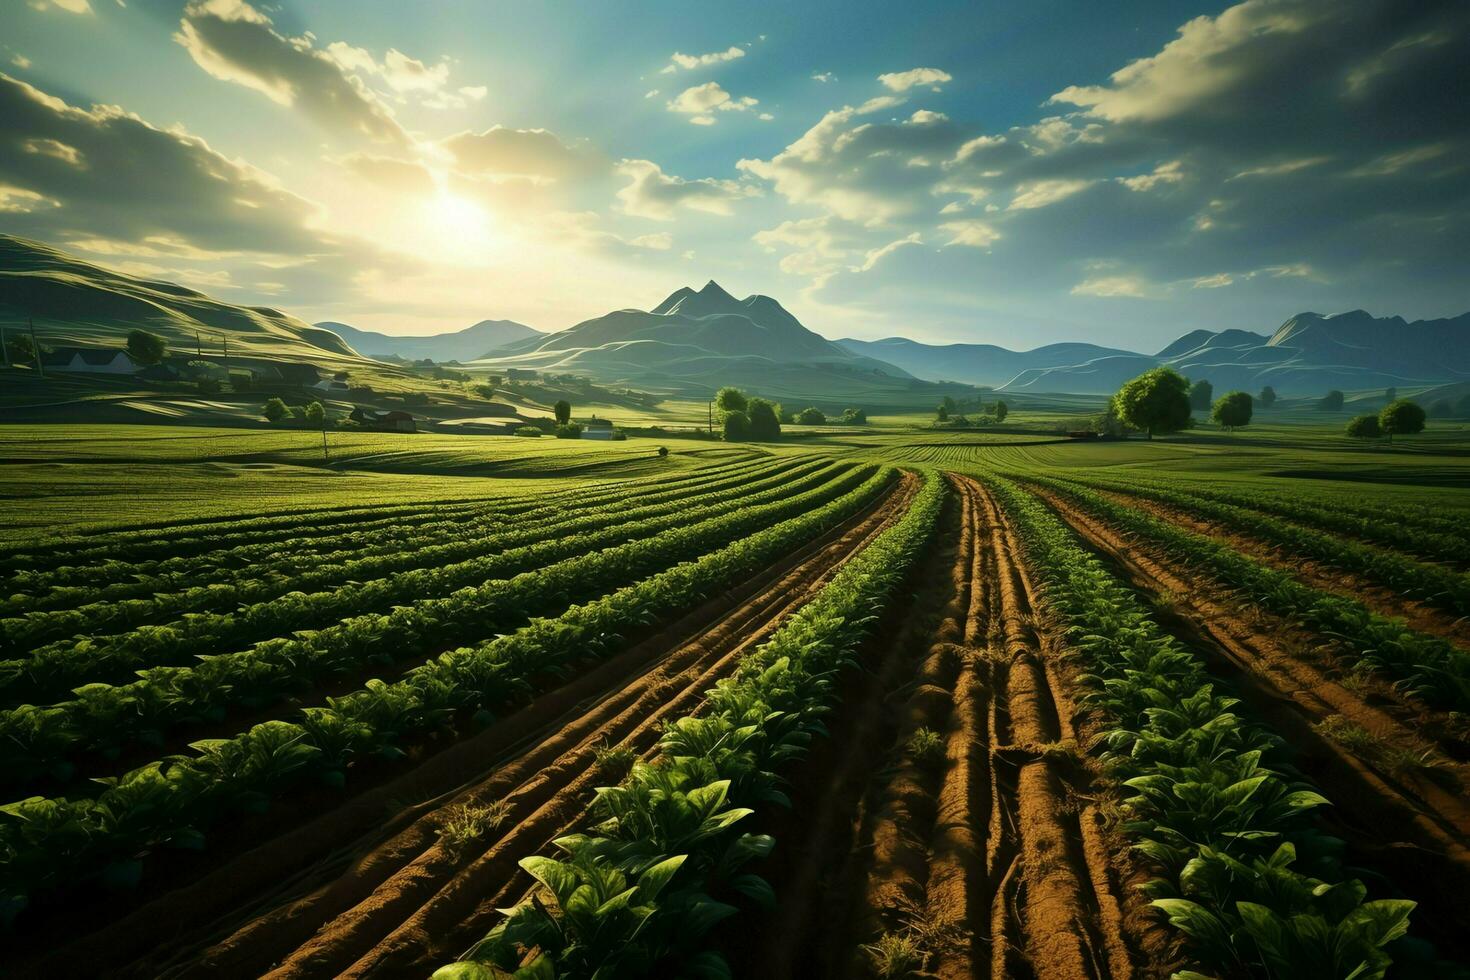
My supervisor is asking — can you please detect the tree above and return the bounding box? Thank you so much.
[304,401,325,425]
[474,384,496,400]
[746,397,781,441]
[1259,386,1277,408]
[656,445,669,458]
[1211,391,1253,431]
[994,400,1009,423]
[555,422,583,439]
[936,404,950,422]
[263,397,289,423]
[1379,399,1425,442]
[1384,386,1397,403]
[6,332,36,366]
[841,407,867,425]
[1429,399,1453,419]
[1345,414,1381,439]
[722,410,750,442]
[776,404,794,424]
[126,329,167,365]
[1189,379,1214,411]
[1114,367,1192,439]
[714,387,747,417]
[941,395,956,413]
[1319,390,1344,411]
[553,399,571,425]
[795,406,826,425]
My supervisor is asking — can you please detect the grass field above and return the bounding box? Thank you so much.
[1,414,1467,979]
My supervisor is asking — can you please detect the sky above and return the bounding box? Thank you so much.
[1,0,1467,352]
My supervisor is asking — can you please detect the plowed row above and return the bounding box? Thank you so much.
[11,472,917,978]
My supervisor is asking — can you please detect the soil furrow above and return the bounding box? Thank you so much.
[220,474,919,980]
[12,475,909,980]
[1033,484,1470,962]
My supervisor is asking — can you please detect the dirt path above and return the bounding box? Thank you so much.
[153,474,919,980]
[1034,485,1470,961]
[8,474,913,980]
[735,475,1153,980]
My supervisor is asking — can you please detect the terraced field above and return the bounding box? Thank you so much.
[3,428,1468,979]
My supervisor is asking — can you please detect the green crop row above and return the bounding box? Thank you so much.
[1067,475,1470,616]
[3,456,779,600]
[0,462,867,787]
[988,476,1418,980]
[0,467,898,924]
[1111,478,1470,568]
[437,469,946,980]
[1032,477,1470,713]
[0,457,815,653]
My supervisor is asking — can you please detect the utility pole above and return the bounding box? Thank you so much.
[1,321,9,368]
[707,399,713,434]
[28,318,43,377]
[196,331,202,359]
[321,414,329,461]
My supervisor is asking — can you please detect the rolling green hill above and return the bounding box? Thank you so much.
[0,235,396,380]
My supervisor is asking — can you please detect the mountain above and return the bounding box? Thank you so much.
[316,318,540,362]
[0,235,383,375]
[471,281,972,405]
[841,313,1470,395]
[835,337,1137,388]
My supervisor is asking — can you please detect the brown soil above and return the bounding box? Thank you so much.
[1032,485,1470,960]
[12,473,918,980]
[1100,488,1470,647]
[729,475,1165,980]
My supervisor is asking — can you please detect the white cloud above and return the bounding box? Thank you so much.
[1008,179,1094,210]
[663,46,745,72]
[11,56,32,69]
[666,82,758,124]
[644,89,659,98]
[1192,272,1233,288]
[28,0,91,12]
[940,219,1000,248]
[615,158,759,220]
[1071,275,1149,298]
[1117,160,1185,191]
[0,183,61,212]
[811,72,834,83]
[907,110,949,125]
[857,233,923,271]
[629,232,672,250]
[877,67,952,92]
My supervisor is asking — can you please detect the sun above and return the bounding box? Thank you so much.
[421,189,499,260]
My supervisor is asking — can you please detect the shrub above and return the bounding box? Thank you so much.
[656,445,669,458]
[721,410,750,442]
[1379,399,1425,442]
[714,387,747,417]
[1211,391,1253,431]
[746,398,781,441]
[841,407,867,425]
[1319,390,1345,411]
[555,422,583,439]
[513,427,542,437]
[1115,367,1191,438]
[1189,378,1214,411]
[1259,386,1277,407]
[553,399,571,425]
[1345,414,1381,439]
[994,400,1008,423]
[796,406,826,425]
[907,727,944,766]
[126,329,167,365]
[263,397,289,423]
[304,401,325,425]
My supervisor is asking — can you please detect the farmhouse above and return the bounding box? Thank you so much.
[312,378,350,393]
[42,348,139,374]
[349,407,417,432]
[581,417,616,441]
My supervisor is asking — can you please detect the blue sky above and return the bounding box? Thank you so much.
[2,0,1466,350]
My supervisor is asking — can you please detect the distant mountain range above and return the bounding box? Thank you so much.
[315,319,541,363]
[839,310,1470,395]
[470,280,979,404]
[5,235,1465,400]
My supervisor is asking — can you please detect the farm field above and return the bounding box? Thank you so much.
[1,421,1468,979]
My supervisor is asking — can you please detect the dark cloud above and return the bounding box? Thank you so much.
[173,0,409,147]
[744,0,1470,327]
[0,72,409,305]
